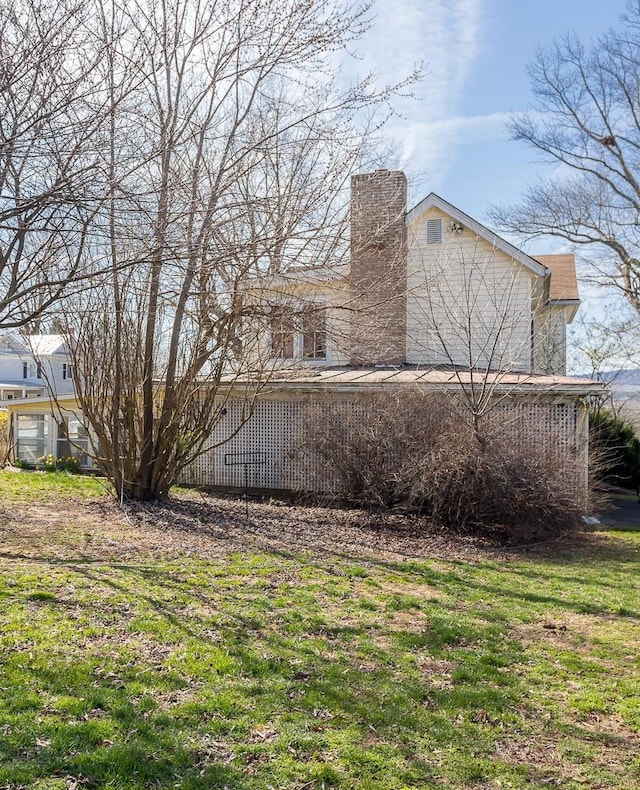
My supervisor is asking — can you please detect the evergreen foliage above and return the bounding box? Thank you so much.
[590,410,640,489]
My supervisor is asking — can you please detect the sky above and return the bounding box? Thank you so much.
[353,0,629,247]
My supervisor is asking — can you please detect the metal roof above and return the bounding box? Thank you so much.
[236,366,606,396]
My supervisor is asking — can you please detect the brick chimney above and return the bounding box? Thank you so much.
[349,169,407,365]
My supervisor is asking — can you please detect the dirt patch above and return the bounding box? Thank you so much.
[512,613,640,658]
[495,724,639,787]
[0,489,609,568]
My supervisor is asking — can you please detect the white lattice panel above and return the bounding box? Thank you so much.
[494,400,578,446]
[180,392,588,493]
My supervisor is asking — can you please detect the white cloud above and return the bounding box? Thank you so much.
[386,110,514,189]
[342,0,493,185]
[350,0,485,114]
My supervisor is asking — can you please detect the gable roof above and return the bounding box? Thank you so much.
[532,254,579,302]
[0,332,68,356]
[0,330,27,353]
[27,335,67,356]
[406,193,549,279]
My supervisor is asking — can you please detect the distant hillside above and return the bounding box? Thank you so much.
[582,370,640,432]
[574,369,640,386]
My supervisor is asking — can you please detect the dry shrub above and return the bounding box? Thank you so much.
[298,391,454,509]
[427,436,584,544]
[299,390,585,544]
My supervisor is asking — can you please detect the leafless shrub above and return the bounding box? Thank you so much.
[297,391,453,509]
[426,435,584,543]
[298,389,586,544]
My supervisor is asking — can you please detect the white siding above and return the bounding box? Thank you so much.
[406,207,534,372]
[0,351,74,400]
[533,306,567,375]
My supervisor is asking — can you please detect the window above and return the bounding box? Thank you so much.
[302,309,326,360]
[56,415,90,467]
[16,414,49,463]
[63,363,73,380]
[426,217,443,245]
[270,305,327,361]
[270,307,295,358]
[23,362,37,379]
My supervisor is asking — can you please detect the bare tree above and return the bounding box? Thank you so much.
[569,310,640,379]
[490,2,640,317]
[569,307,640,424]
[64,0,414,502]
[406,232,555,445]
[0,0,107,328]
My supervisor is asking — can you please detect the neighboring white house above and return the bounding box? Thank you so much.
[3,170,603,488]
[0,332,74,401]
[0,333,78,466]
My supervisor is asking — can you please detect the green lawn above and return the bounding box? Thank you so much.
[0,472,638,789]
[0,468,109,501]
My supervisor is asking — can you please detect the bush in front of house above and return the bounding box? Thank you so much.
[426,433,583,543]
[299,391,585,544]
[589,409,640,489]
[298,391,453,511]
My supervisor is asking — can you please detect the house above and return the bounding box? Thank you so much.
[244,170,580,375]
[183,170,602,491]
[0,333,79,466]
[4,170,604,488]
[0,332,74,401]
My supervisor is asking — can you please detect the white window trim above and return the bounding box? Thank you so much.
[22,361,39,379]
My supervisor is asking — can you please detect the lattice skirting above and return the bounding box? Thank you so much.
[179,390,589,493]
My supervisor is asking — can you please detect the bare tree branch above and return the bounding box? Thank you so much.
[64,0,418,502]
[491,5,640,316]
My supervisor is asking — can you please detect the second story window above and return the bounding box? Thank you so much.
[62,363,73,380]
[270,307,295,358]
[302,309,326,360]
[270,305,327,361]
[23,362,39,379]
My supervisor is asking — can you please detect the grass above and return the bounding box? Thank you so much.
[0,473,639,788]
[0,468,109,501]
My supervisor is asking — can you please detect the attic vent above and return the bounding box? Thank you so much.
[426,218,442,245]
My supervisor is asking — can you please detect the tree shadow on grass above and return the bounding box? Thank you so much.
[2,501,639,788]
[0,661,247,789]
[319,546,640,623]
[0,559,531,790]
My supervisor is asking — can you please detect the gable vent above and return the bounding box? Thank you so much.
[426,218,442,245]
